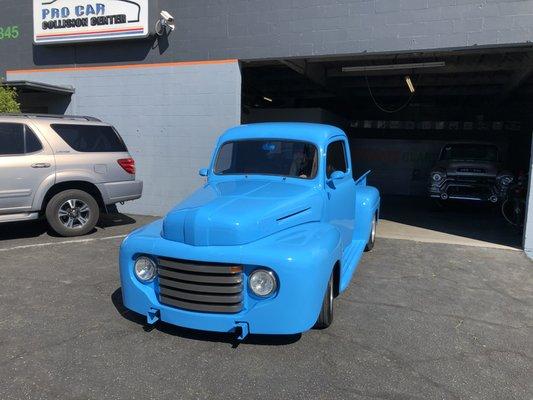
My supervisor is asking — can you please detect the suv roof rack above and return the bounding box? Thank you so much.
[0,113,102,122]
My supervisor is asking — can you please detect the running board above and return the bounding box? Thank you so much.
[0,212,39,223]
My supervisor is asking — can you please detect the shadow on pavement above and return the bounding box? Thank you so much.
[0,213,137,241]
[111,288,302,348]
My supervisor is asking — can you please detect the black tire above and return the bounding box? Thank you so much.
[314,273,334,329]
[501,198,526,228]
[365,213,377,252]
[45,189,100,237]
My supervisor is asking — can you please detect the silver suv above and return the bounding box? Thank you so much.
[0,114,142,236]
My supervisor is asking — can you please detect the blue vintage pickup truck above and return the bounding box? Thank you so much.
[119,123,380,339]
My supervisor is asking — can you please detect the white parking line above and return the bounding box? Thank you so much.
[0,234,127,252]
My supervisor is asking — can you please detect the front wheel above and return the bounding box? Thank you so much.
[45,189,100,237]
[501,198,525,228]
[314,273,334,329]
[365,213,377,252]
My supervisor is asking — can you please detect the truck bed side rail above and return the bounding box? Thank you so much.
[354,170,371,186]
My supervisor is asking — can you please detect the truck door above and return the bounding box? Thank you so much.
[0,123,55,214]
[324,139,356,247]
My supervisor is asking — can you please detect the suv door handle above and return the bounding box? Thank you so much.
[31,163,51,168]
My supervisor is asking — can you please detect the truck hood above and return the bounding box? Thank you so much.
[162,179,323,246]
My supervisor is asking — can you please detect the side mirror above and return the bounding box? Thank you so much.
[330,170,345,180]
[199,168,209,177]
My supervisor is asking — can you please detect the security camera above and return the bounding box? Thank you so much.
[156,10,175,35]
[160,11,174,24]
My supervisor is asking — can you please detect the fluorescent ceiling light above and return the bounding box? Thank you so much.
[263,96,273,102]
[405,75,415,93]
[342,61,445,73]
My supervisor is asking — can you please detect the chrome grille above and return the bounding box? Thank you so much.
[157,257,243,313]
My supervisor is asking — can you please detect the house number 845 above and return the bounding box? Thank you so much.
[0,26,20,40]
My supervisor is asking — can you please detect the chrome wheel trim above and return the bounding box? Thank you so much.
[328,278,334,315]
[371,217,376,244]
[58,199,90,229]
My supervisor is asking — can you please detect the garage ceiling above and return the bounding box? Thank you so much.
[241,46,533,120]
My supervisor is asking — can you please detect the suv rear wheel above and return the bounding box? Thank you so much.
[45,189,100,237]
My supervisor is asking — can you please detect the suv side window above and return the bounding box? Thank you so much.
[0,123,43,155]
[326,140,347,178]
[51,124,127,152]
[25,128,43,153]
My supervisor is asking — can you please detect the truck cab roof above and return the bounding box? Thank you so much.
[219,123,347,147]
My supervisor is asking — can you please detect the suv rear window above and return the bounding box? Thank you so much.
[51,124,127,152]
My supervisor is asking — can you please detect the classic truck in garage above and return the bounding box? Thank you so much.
[119,123,380,339]
[429,142,514,203]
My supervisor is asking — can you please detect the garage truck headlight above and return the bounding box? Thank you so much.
[498,174,514,186]
[249,269,277,297]
[134,256,157,282]
[432,171,445,182]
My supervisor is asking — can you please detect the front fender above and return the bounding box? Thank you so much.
[243,221,343,332]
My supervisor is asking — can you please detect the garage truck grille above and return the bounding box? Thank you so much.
[157,257,243,314]
[457,167,486,173]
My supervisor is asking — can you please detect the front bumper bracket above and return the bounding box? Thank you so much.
[147,308,160,325]
[235,321,250,341]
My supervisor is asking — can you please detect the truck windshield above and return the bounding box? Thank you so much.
[440,144,498,162]
[214,140,318,179]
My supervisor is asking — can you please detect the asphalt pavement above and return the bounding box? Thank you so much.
[0,215,531,399]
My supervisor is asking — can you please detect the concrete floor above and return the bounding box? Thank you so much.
[379,196,524,251]
[0,215,531,399]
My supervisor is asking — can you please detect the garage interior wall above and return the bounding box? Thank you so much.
[7,61,242,216]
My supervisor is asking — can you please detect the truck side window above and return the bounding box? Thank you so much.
[326,140,347,178]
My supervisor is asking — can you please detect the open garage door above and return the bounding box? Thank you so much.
[241,48,533,252]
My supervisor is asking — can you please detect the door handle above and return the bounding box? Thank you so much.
[31,163,51,168]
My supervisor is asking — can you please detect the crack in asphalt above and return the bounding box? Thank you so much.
[332,385,428,400]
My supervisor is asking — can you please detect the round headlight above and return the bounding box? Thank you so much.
[500,176,513,186]
[134,256,157,282]
[432,172,443,182]
[249,269,277,297]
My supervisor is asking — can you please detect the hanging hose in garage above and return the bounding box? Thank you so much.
[365,75,418,114]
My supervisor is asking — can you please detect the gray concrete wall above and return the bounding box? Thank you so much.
[2,0,533,74]
[7,61,242,216]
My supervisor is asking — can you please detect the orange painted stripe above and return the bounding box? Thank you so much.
[36,26,144,38]
[7,59,239,74]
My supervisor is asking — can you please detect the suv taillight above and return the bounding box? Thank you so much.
[118,158,135,174]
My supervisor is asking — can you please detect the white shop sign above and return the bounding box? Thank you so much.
[34,0,149,45]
